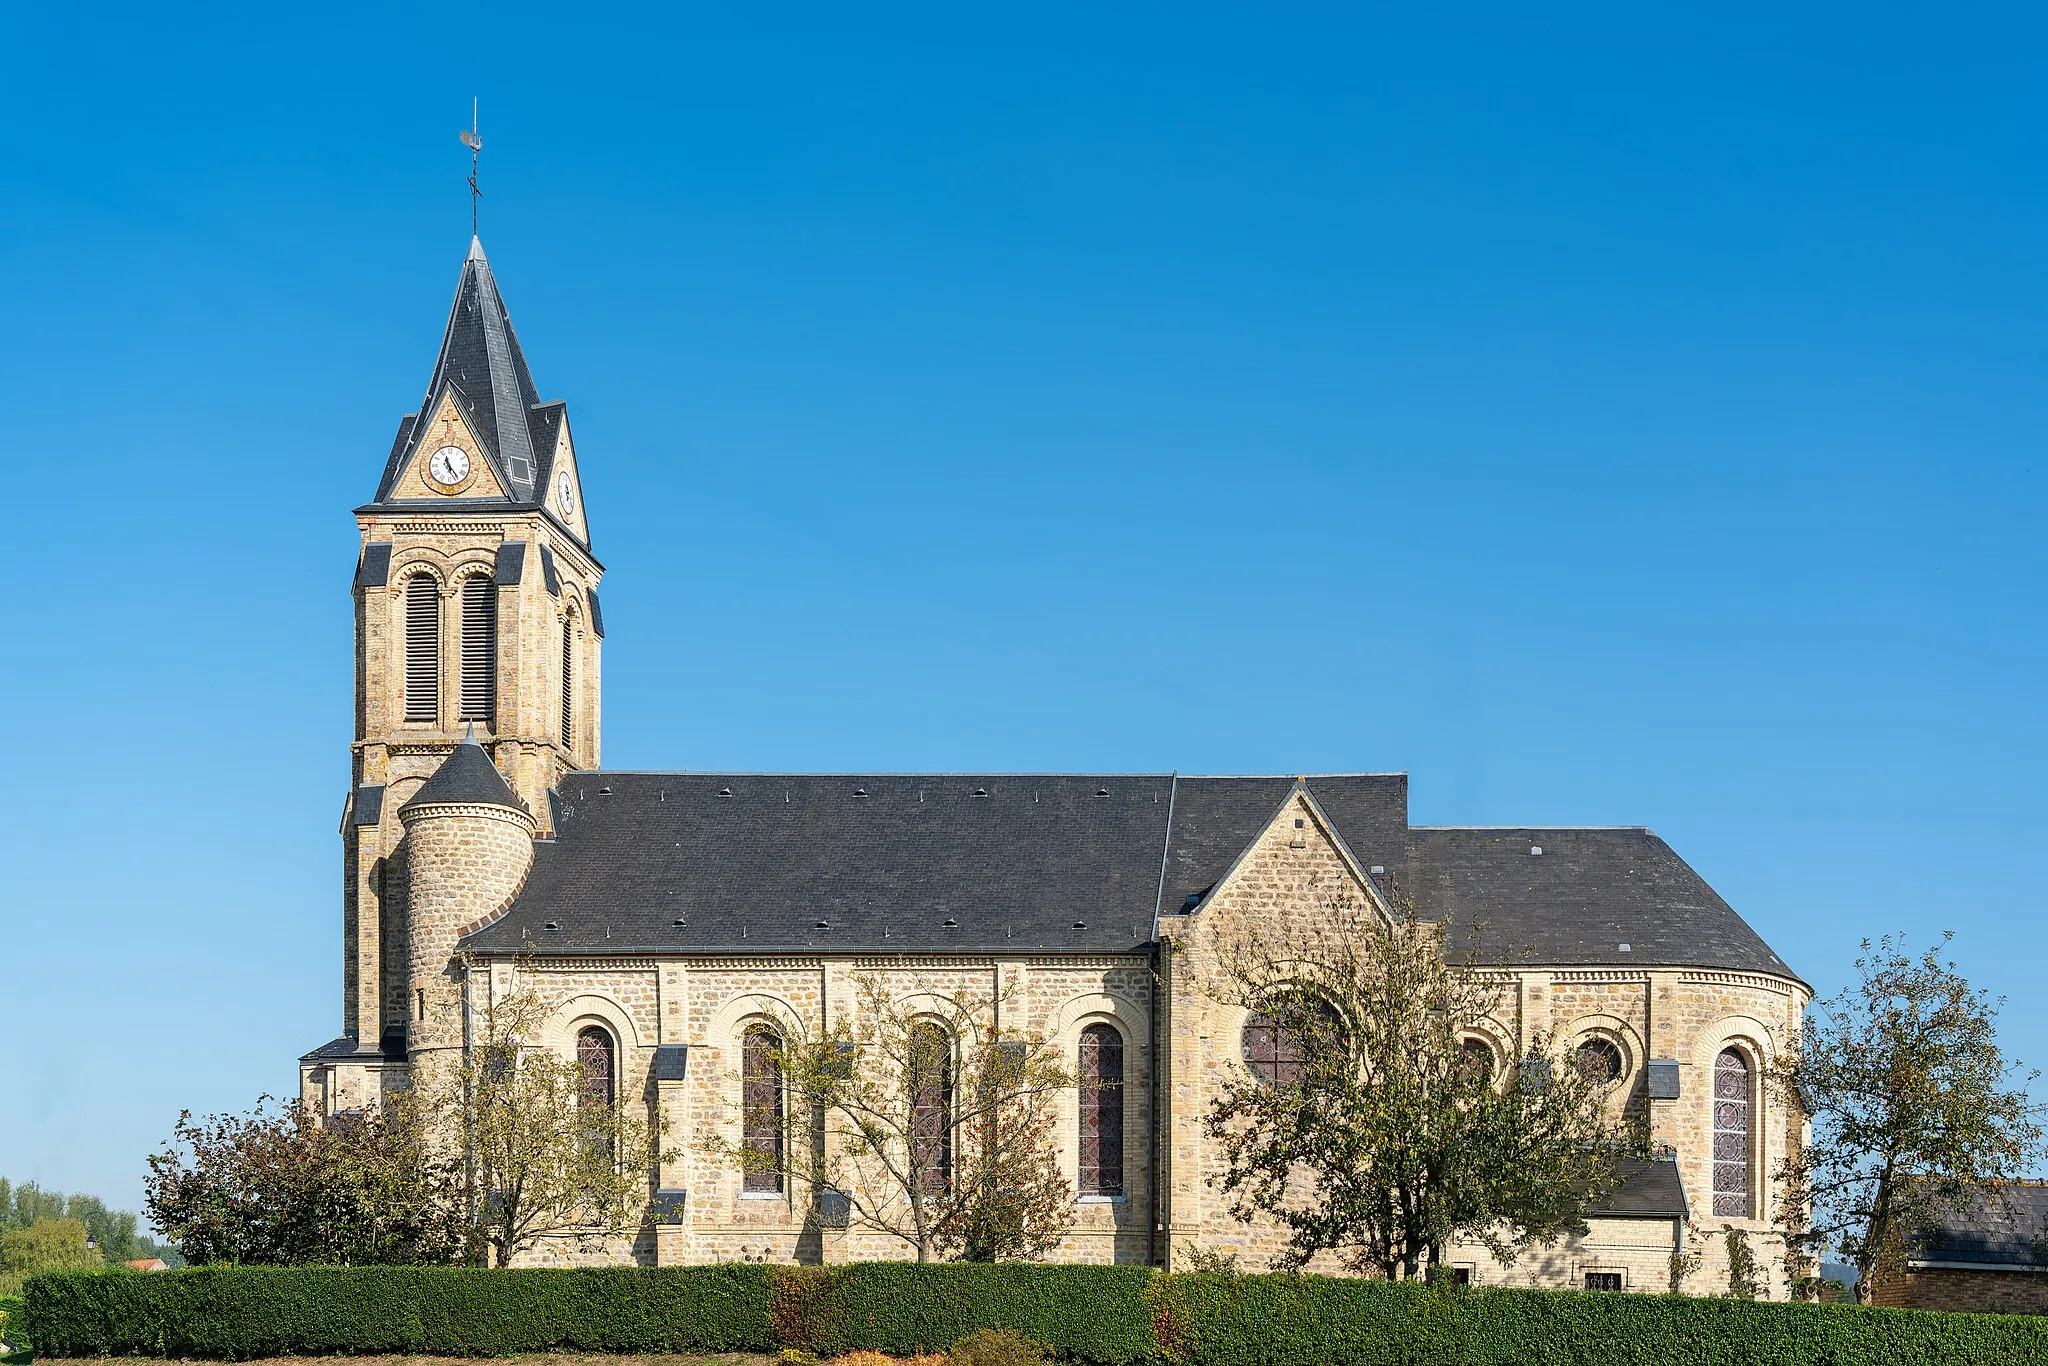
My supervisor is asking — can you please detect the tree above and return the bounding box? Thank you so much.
[1202,887,1646,1278]
[144,1095,470,1266]
[1772,932,2046,1303]
[712,973,1075,1263]
[0,1179,180,1269]
[434,957,671,1268]
[0,1219,103,1296]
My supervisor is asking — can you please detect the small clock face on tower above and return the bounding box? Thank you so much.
[556,470,576,515]
[426,445,473,492]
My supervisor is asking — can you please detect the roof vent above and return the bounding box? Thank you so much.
[1370,865,1385,875]
[942,918,958,928]
[718,787,734,798]
[1096,788,1110,797]
[814,920,830,929]
[543,921,561,930]
[672,918,687,928]
[1530,845,1543,856]
[972,788,990,798]
[1618,943,1631,953]
[597,786,612,796]
[853,787,869,797]
[1072,921,1087,929]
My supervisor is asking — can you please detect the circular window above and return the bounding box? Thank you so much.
[1575,1037,1624,1085]
[1457,1037,1498,1084]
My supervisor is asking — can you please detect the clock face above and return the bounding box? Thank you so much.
[427,445,471,489]
[556,470,576,514]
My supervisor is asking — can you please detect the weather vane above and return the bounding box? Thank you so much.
[460,98,483,236]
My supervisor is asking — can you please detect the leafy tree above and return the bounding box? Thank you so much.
[432,956,671,1268]
[1202,886,1646,1278]
[713,973,1075,1263]
[0,1180,178,1267]
[144,1095,469,1266]
[1772,932,2046,1302]
[0,1219,102,1296]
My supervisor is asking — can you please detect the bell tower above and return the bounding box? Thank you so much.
[319,236,605,1089]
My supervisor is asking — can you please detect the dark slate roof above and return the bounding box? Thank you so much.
[461,773,1797,980]
[1588,1159,1688,1219]
[1412,827,1795,977]
[400,738,529,816]
[1909,1185,2048,1269]
[367,237,587,548]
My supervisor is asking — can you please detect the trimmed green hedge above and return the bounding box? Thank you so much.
[1149,1273,2048,1365]
[24,1263,2048,1364]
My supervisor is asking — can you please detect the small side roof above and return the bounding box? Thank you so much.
[1909,1184,2048,1269]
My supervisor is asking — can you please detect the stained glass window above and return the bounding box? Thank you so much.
[1243,1010,1313,1088]
[741,1025,784,1194]
[576,1026,615,1108]
[909,1023,953,1195]
[1079,1024,1125,1197]
[1712,1048,1752,1218]
[1576,1038,1624,1085]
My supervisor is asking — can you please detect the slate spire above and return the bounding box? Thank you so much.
[372,235,565,509]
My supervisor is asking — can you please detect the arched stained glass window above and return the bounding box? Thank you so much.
[909,1022,953,1195]
[741,1025,785,1194]
[1712,1048,1752,1218]
[1079,1024,1125,1197]
[576,1026,615,1109]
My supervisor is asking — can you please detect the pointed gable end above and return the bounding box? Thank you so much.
[1185,780,1394,936]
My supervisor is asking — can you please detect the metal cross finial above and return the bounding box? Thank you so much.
[459,98,483,236]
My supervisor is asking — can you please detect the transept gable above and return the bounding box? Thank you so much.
[1180,782,1394,950]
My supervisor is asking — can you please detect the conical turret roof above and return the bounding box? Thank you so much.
[400,735,530,816]
[369,237,576,532]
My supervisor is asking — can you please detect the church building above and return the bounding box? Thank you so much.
[301,235,1810,1295]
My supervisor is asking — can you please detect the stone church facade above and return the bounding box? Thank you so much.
[301,236,1811,1295]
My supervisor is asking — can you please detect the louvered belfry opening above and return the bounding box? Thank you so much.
[403,575,441,723]
[560,616,575,748]
[459,576,497,724]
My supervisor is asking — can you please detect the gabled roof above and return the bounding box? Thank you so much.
[400,737,529,816]
[461,771,1798,980]
[367,237,586,547]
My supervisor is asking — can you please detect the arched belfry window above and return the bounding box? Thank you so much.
[459,576,497,724]
[560,615,575,748]
[1712,1048,1752,1218]
[403,574,441,722]
[576,1026,615,1109]
[741,1025,785,1194]
[909,1022,953,1195]
[1079,1023,1125,1197]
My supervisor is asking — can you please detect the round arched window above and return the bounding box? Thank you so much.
[1712,1048,1752,1217]
[576,1026,615,1108]
[1575,1037,1624,1086]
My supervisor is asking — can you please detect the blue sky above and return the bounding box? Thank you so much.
[1,3,2042,1215]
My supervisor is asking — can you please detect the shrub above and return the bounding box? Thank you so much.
[947,1327,1048,1366]
[22,1261,2048,1365]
